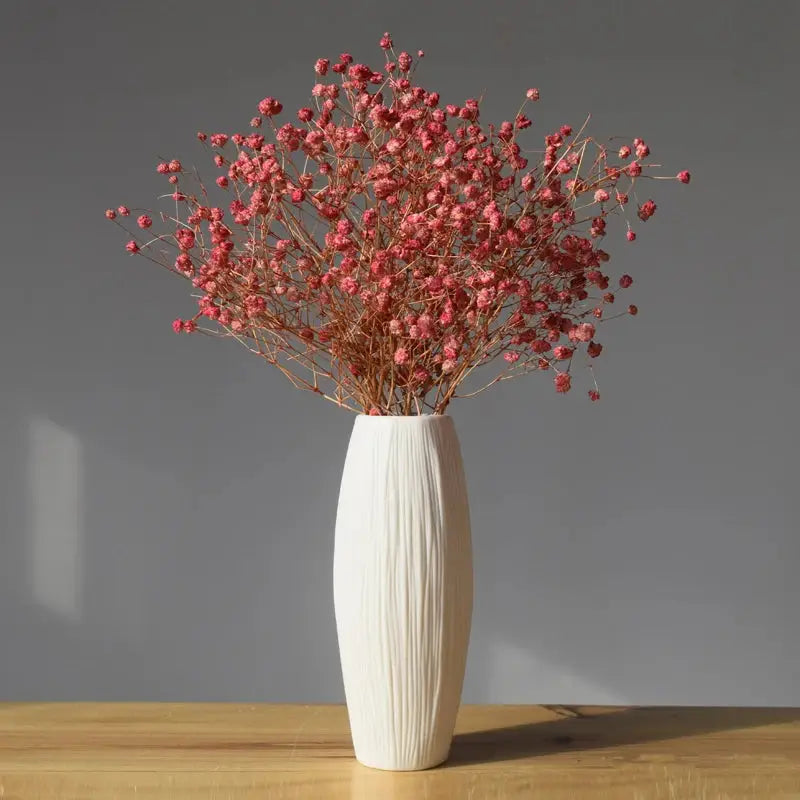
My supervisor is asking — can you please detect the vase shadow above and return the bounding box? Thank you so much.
[447,705,800,766]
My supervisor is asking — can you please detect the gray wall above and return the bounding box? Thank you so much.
[1,0,798,705]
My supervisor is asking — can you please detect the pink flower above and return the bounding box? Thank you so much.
[476,287,494,310]
[441,359,457,374]
[175,229,195,250]
[168,159,182,173]
[196,131,207,141]
[618,145,631,159]
[526,88,540,101]
[373,178,398,199]
[257,97,283,116]
[157,162,169,174]
[637,199,657,221]
[635,141,650,158]
[125,240,139,253]
[105,209,116,220]
[515,114,531,130]
[575,323,595,341]
[216,176,228,188]
[626,230,637,242]
[210,133,228,147]
[385,137,405,155]
[340,276,359,295]
[443,340,460,359]
[394,347,410,365]
[314,58,329,75]
[554,373,572,393]
[531,339,550,354]
[553,346,573,360]
[379,32,393,49]
[594,189,609,203]
[172,319,183,333]
[175,253,192,273]
[619,274,633,288]
[117,205,130,216]
[416,314,434,338]
[297,107,314,122]
[627,161,642,177]
[588,389,600,401]
[504,351,520,363]
[137,214,152,229]
[678,170,691,184]
[250,116,262,128]
[628,304,638,316]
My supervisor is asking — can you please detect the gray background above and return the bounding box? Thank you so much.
[1,0,798,705]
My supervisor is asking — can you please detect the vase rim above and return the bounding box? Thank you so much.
[354,413,452,422]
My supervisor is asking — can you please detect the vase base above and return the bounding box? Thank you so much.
[355,751,450,772]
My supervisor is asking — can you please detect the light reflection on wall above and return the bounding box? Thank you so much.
[27,416,84,621]
[490,640,624,705]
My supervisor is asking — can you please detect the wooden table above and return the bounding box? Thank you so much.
[1,704,799,798]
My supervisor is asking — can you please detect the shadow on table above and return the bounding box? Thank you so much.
[447,706,800,766]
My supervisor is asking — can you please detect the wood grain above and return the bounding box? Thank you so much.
[1,703,799,798]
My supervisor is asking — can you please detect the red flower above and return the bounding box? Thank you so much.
[637,200,657,221]
[554,373,572,393]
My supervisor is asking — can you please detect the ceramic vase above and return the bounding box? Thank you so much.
[333,414,473,771]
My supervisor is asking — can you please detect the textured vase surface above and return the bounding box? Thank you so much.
[333,414,473,771]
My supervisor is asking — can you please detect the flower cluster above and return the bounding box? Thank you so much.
[109,34,689,414]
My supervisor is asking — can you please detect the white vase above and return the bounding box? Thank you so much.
[333,414,474,771]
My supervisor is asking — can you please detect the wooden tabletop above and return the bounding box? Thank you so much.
[1,704,799,798]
